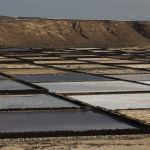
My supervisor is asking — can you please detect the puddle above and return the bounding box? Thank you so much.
[107,74,150,81]
[0,80,34,90]
[0,111,135,133]
[0,94,79,109]
[70,94,150,110]
[35,81,150,93]
[14,73,114,83]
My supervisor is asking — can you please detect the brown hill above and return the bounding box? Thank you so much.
[0,15,15,20]
[0,19,150,49]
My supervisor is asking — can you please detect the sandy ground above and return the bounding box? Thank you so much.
[0,68,71,75]
[21,57,64,60]
[0,59,20,61]
[34,60,87,64]
[91,60,142,64]
[52,64,118,70]
[119,64,150,69]
[0,134,150,150]
[0,64,44,69]
[117,109,150,124]
[78,68,149,75]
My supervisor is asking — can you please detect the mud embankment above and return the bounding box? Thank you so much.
[0,19,150,49]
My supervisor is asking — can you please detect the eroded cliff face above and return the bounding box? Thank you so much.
[0,18,150,49]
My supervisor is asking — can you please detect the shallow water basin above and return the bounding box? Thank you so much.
[0,111,135,133]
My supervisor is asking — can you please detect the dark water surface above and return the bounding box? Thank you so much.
[0,111,135,132]
[14,73,113,83]
[0,75,7,80]
[0,80,34,90]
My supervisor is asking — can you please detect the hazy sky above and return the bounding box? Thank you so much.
[0,0,150,20]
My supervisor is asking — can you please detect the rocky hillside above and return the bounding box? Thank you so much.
[0,18,150,49]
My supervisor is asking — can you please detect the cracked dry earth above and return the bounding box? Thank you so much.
[0,135,150,150]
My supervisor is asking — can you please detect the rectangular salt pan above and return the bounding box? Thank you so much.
[0,75,7,80]
[0,49,31,52]
[36,81,150,93]
[107,74,150,81]
[0,94,79,109]
[14,74,114,83]
[0,111,135,133]
[71,48,102,50]
[70,93,150,110]
[0,80,34,90]
[140,81,150,84]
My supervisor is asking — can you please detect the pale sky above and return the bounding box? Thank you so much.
[0,0,150,20]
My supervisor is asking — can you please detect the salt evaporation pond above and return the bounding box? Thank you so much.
[107,74,150,81]
[70,93,150,110]
[0,111,136,133]
[0,80,34,90]
[36,81,150,93]
[14,73,113,83]
[0,94,79,109]
[0,49,32,52]
[140,81,150,84]
[0,75,7,80]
